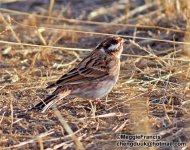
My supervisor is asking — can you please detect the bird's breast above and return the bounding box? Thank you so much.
[71,78,117,99]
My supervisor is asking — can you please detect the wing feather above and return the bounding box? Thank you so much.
[47,52,109,88]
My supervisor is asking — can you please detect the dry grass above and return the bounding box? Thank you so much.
[0,0,190,149]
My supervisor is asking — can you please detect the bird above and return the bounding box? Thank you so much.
[30,36,126,113]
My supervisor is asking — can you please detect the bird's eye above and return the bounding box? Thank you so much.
[111,39,118,45]
[103,40,117,49]
[105,42,119,51]
[96,38,121,52]
[104,44,110,50]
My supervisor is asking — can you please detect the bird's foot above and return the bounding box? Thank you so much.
[93,99,106,109]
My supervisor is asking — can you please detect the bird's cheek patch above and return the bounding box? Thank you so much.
[108,44,118,51]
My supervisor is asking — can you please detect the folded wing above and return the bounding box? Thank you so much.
[47,53,109,88]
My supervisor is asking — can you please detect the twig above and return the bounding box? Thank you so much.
[0,40,190,63]
[0,14,24,49]
[0,8,186,33]
[48,0,54,18]
[52,105,85,150]
[4,130,54,149]
[113,2,158,23]
[8,17,189,45]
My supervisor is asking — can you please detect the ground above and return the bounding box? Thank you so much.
[1,0,190,150]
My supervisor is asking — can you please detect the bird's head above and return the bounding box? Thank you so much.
[96,37,126,57]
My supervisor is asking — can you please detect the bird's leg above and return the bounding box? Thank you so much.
[105,95,108,103]
[93,99,106,109]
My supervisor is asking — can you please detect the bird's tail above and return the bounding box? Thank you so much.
[29,88,71,113]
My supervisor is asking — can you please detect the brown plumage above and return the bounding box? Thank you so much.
[30,37,125,112]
